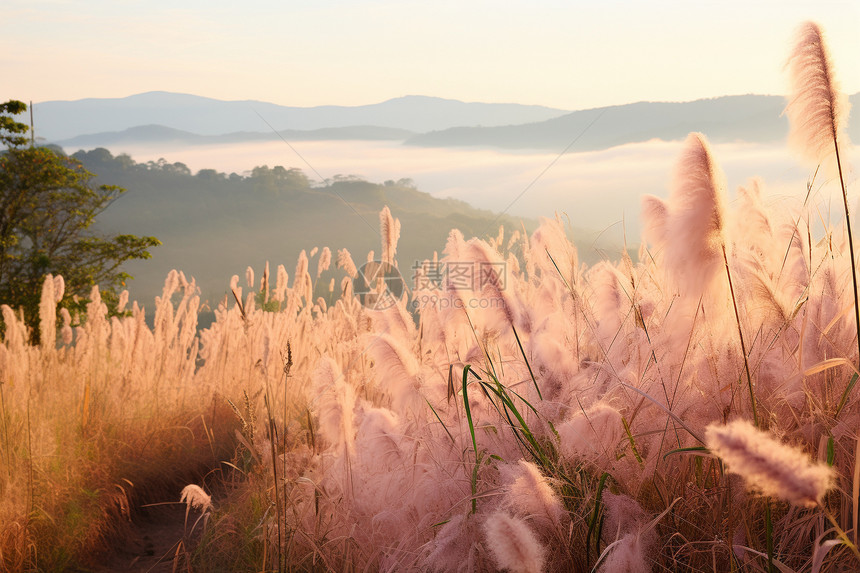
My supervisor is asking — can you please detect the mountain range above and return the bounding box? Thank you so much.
[58,124,417,148]
[405,95,819,150]
[31,92,567,142]
[30,91,860,153]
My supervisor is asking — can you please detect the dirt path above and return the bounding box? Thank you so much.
[93,503,202,573]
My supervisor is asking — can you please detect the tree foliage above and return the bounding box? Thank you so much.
[0,100,160,340]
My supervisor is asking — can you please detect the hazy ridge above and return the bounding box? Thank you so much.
[34,91,860,153]
[31,92,568,141]
[58,125,416,148]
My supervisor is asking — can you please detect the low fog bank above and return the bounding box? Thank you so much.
[84,138,859,246]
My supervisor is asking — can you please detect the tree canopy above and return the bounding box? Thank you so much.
[0,100,160,341]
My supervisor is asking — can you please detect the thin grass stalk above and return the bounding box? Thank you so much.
[306,408,316,454]
[474,356,554,466]
[474,376,539,461]
[424,397,456,445]
[511,324,541,400]
[723,244,758,426]
[281,342,292,562]
[462,366,479,513]
[637,302,671,405]
[765,500,775,573]
[833,144,860,370]
[621,417,643,463]
[483,380,545,464]
[835,373,859,418]
[304,408,320,519]
[586,472,609,565]
[725,461,737,573]
[823,507,860,562]
[264,392,284,573]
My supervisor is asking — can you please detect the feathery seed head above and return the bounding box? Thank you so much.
[318,246,332,279]
[665,132,728,296]
[180,484,212,513]
[337,248,358,278]
[705,419,834,507]
[483,511,547,573]
[785,21,850,172]
[380,206,401,265]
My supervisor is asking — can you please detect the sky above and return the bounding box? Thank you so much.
[4,0,860,110]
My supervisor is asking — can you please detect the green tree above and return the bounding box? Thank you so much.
[0,100,161,342]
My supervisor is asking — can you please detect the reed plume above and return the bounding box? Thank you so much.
[786,21,859,367]
[39,274,56,349]
[590,262,625,350]
[366,333,421,412]
[785,22,850,171]
[506,460,565,527]
[557,403,623,460]
[466,238,528,333]
[424,515,471,571]
[665,133,727,298]
[482,511,546,573]
[317,246,332,279]
[260,261,269,304]
[180,484,212,513]
[275,264,289,303]
[671,132,757,423]
[180,484,213,533]
[337,248,358,278]
[59,307,73,345]
[294,249,308,284]
[597,533,650,573]
[310,356,356,456]
[641,194,668,248]
[380,206,401,265]
[705,419,834,507]
[117,289,129,314]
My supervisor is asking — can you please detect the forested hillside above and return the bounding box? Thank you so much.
[73,148,549,312]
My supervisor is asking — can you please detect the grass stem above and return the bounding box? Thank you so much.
[723,244,757,426]
[834,142,860,373]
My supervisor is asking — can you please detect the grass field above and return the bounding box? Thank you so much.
[2,20,860,573]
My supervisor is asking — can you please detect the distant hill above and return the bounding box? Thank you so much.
[58,124,415,148]
[405,93,860,150]
[405,94,831,150]
[30,92,569,141]
[71,148,557,310]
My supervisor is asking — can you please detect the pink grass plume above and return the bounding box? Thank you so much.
[705,419,834,507]
[785,21,850,174]
[482,511,547,573]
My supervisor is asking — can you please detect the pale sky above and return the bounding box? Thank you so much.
[3,0,859,110]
